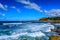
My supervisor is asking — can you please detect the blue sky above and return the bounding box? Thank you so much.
[0,0,60,21]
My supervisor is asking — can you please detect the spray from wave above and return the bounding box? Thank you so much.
[0,22,55,40]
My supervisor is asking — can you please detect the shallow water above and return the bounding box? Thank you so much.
[0,22,59,40]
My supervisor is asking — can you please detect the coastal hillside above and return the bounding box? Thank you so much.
[39,17,60,22]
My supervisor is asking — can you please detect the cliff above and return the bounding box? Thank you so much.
[39,17,60,23]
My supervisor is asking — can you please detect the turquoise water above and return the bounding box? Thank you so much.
[0,22,59,40]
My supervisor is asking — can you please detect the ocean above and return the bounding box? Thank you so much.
[0,22,59,40]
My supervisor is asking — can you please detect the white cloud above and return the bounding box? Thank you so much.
[16,9,21,13]
[0,13,5,17]
[0,3,7,11]
[0,13,6,20]
[24,3,43,12]
[11,6,16,9]
[44,9,60,16]
[18,0,31,4]
[4,5,8,8]
[2,14,5,17]
[15,0,42,12]
[11,6,21,13]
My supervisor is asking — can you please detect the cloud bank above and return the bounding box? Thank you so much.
[15,0,60,17]
[44,9,60,16]
[0,0,60,17]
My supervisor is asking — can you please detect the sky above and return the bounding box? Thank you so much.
[0,0,60,21]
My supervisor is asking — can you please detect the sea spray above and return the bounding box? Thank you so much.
[0,22,55,40]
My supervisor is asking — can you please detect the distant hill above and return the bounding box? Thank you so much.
[39,17,60,23]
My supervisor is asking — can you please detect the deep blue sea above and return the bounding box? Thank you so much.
[0,22,59,40]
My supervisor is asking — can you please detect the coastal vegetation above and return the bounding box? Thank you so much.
[39,17,60,23]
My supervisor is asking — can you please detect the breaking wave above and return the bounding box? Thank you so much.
[0,22,55,40]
